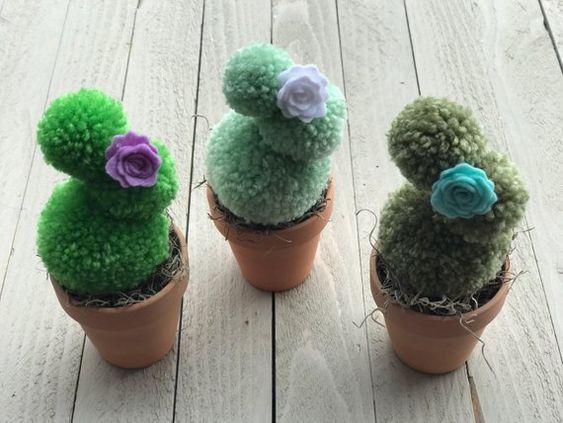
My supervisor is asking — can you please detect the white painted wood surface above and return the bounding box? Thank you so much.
[406,0,563,421]
[1,0,562,421]
[271,1,375,421]
[0,0,133,421]
[337,1,475,421]
[175,1,274,421]
[0,0,69,293]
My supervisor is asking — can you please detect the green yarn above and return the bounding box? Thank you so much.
[207,43,346,225]
[440,151,528,243]
[223,43,293,118]
[206,112,330,225]
[256,84,347,161]
[88,140,178,220]
[388,96,487,190]
[37,89,178,295]
[378,97,528,299]
[37,89,127,184]
[378,184,512,298]
[37,179,170,295]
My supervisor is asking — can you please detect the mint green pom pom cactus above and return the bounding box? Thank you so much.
[206,44,347,225]
[37,89,178,295]
[378,97,528,299]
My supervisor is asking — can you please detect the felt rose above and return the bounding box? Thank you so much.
[276,64,329,123]
[105,131,161,188]
[431,163,498,219]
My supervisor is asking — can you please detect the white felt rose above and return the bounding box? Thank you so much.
[276,64,329,123]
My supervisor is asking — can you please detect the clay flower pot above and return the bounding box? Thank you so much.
[51,224,188,369]
[207,180,334,292]
[369,249,510,374]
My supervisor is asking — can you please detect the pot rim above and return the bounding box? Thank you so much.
[207,178,334,237]
[370,249,511,322]
[51,223,188,316]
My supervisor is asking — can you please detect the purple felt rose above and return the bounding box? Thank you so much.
[276,64,329,123]
[105,131,161,188]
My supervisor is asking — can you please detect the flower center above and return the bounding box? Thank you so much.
[125,154,153,177]
[291,87,313,105]
[452,186,476,206]
[430,162,498,219]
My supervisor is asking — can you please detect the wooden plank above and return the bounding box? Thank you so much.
[468,228,563,422]
[0,0,136,421]
[71,0,201,420]
[66,0,202,421]
[0,0,69,294]
[541,0,563,58]
[174,1,274,421]
[336,0,476,421]
[406,0,563,420]
[72,0,203,420]
[271,1,375,421]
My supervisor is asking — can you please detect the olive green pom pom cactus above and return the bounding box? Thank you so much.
[206,43,347,225]
[378,97,528,299]
[37,89,178,295]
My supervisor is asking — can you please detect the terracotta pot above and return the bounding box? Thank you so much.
[51,224,189,369]
[207,180,334,292]
[369,249,510,374]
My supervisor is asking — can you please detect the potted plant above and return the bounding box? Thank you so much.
[205,44,347,292]
[371,97,528,374]
[36,89,188,369]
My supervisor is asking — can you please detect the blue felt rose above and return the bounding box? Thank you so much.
[431,163,498,219]
[276,64,329,123]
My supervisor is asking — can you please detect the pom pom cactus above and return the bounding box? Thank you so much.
[37,89,128,184]
[378,97,528,299]
[206,43,347,225]
[37,89,178,295]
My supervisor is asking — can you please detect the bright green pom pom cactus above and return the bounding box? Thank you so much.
[37,89,178,295]
[206,43,347,225]
[378,97,528,299]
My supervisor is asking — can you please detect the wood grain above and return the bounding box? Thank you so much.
[0,0,69,295]
[406,0,563,420]
[337,0,475,421]
[174,1,274,421]
[0,0,135,421]
[272,1,375,421]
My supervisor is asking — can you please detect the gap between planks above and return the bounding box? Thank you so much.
[537,0,563,75]
[172,1,207,421]
[334,0,378,420]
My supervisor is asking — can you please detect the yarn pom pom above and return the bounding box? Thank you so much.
[37,89,127,183]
